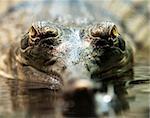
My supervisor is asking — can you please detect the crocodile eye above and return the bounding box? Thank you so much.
[90,26,103,37]
[44,27,58,37]
[90,23,120,39]
[109,25,119,38]
[28,26,38,38]
[21,26,36,50]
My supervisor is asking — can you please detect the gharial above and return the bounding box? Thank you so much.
[0,0,148,90]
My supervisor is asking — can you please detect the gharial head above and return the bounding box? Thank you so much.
[17,21,127,90]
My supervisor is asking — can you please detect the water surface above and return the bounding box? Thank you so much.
[0,52,149,118]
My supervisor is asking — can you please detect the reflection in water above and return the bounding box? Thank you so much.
[62,79,97,117]
[1,79,62,118]
[0,65,149,118]
[62,69,134,118]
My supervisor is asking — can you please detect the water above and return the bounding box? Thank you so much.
[0,53,149,118]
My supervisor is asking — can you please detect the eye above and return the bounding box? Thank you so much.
[109,25,119,38]
[27,26,40,45]
[44,27,59,37]
[28,26,38,38]
[90,25,103,37]
[90,23,120,39]
[28,26,59,39]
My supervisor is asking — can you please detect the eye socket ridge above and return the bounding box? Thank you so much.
[44,26,59,37]
[89,23,120,39]
[28,25,59,39]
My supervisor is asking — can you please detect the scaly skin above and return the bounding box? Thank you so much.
[1,0,148,90]
[4,20,133,90]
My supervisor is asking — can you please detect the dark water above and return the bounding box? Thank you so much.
[0,53,149,118]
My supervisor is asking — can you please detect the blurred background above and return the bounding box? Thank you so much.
[0,0,149,50]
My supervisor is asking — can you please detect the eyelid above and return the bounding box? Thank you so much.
[28,26,38,38]
[90,27,103,37]
[89,23,120,39]
[109,25,119,38]
[45,27,59,37]
[28,26,60,39]
[45,27,57,33]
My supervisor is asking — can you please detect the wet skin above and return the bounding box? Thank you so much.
[6,21,133,90]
